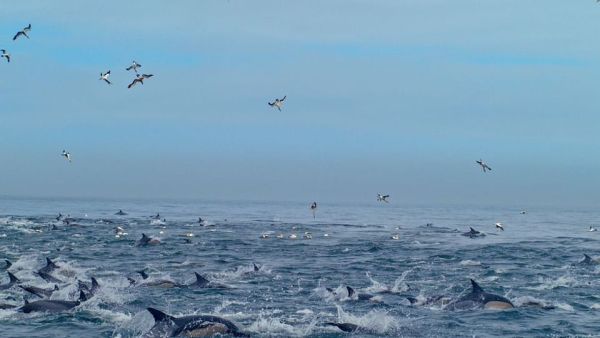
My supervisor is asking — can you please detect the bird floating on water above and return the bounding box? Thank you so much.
[476,159,492,173]
[126,61,141,74]
[99,70,111,85]
[1,50,10,63]
[61,150,71,163]
[13,24,31,41]
[268,96,286,111]
[590,226,597,232]
[377,194,390,203]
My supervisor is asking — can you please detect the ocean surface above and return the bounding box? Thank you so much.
[0,197,599,337]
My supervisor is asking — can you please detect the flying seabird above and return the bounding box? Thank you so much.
[476,159,492,173]
[127,74,153,88]
[61,150,71,163]
[310,202,317,219]
[268,96,286,111]
[495,222,504,231]
[377,194,390,203]
[13,24,31,41]
[99,70,111,85]
[126,61,141,74]
[1,50,10,63]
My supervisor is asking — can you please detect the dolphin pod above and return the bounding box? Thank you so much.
[144,307,248,338]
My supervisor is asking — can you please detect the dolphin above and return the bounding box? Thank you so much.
[324,322,364,333]
[35,271,63,284]
[39,257,59,274]
[115,209,127,216]
[144,307,248,338]
[462,227,485,238]
[19,284,59,298]
[4,259,12,269]
[20,290,87,313]
[78,277,100,298]
[0,271,19,290]
[446,279,513,310]
[346,286,379,302]
[137,270,182,288]
[137,233,160,246]
[0,303,17,310]
[578,254,599,265]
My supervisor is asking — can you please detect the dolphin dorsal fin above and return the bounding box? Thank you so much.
[346,286,355,297]
[91,277,99,288]
[142,233,149,239]
[54,285,59,291]
[24,299,29,305]
[5,259,12,268]
[470,279,483,293]
[253,263,260,272]
[79,290,88,302]
[8,271,19,284]
[470,227,477,232]
[147,307,175,322]
[584,254,592,261]
[194,272,209,286]
[46,257,58,268]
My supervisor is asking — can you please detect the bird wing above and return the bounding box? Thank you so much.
[103,79,111,85]
[281,96,286,101]
[126,65,133,71]
[268,102,274,106]
[12,31,22,40]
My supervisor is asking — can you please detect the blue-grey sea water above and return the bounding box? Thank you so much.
[0,197,599,337]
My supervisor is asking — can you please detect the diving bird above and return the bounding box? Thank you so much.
[310,202,317,218]
[1,49,10,63]
[268,96,286,111]
[377,194,390,203]
[12,24,31,41]
[61,150,71,162]
[126,60,141,73]
[99,70,111,85]
[476,159,492,172]
[495,222,504,231]
[589,226,597,232]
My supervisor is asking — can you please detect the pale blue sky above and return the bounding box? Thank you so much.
[0,1,599,206]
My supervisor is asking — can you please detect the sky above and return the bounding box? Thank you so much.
[0,0,599,207]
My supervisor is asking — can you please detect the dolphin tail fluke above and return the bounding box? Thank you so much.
[470,279,483,293]
[137,270,149,279]
[147,307,175,322]
[8,271,19,284]
[79,290,88,302]
[194,272,210,286]
[346,286,355,297]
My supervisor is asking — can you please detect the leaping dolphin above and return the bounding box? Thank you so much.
[324,322,365,333]
[35,271,63,284]
[446,279,513,310]
[144,307,248,337]
[20,290,87,313]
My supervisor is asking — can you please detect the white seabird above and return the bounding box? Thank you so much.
[13,24,31,41]
[391,234,400,240]
[126,60,141,74]
[476,159,492,173]
[99,70,111,85]
[377,194,390,203]
[268,96,286,111]
[590,226,597,232]
[1,50,10,63]
[61,150,71,163]
[495,222,504,231]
